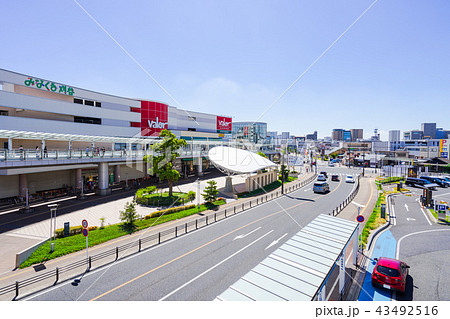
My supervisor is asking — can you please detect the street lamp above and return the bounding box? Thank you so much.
[48,204,59,253]
[362,153,365,177]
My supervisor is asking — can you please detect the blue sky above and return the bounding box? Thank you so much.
[1,0,449,140]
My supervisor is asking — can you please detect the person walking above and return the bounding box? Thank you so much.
[35,146,40,159]
[43,146,48,158]
[19,145,24,159]
[86,146,90,157]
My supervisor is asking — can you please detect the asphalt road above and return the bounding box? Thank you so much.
[25,166,359,301]
[384,188,450,301]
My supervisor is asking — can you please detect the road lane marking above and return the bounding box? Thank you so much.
[404,204,409,212]
[159,230,274,301]
[304,188,311,192]
[233,227,261,241]
[419,207,432,225]
[89,177,350,301]
[406,218,416,221]
[396,229,450,259]
[265,233,288,250]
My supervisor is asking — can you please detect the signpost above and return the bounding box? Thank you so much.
[64,222,70,237]
[380,204,386,219]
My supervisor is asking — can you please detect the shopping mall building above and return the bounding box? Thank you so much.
[0,68,232,201]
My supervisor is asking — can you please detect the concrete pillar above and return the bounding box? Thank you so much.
[68,140,72,150]
[114,165,121,183]
[197,157,203,176]
[8,138,12,151]
[97,162,111,195]
[353,226,359,266]
[41,139,45,149]
[225,176,233,193]
[19,174,27,198]
[75,168,82,190]
[339,253,345,295]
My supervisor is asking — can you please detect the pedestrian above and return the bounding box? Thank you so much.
[44,146,48,158]
[86,146,90,157]
[36,146,40,159]
[19,145,24,159]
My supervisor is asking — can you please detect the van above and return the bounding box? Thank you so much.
[313,181,329,194]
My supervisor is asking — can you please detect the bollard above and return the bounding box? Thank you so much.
[206,216,208,225]
[215,213,217,222]
[175,227,178,237]
[257,198,258,204]
[55,267,59,283]
[139,239,142,252]
[196,219,198,229]
[225,209,227,218]
[158,232,161,244]
[242,203,244,211]
[185,223,188,233]
[115,247,119,260]
[15,281,19,298]
[89,256,92,270]
[234,206,236,214]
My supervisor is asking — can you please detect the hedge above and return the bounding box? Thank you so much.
[55,225,98,238]
[144,204,196,219]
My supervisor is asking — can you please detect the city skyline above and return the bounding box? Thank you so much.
[1,1,449,139]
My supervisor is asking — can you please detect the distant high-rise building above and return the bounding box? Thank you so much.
[343,130,351,141]
[332,129,344,141]
[421,123,436,139]
[281,132,290,139]
[350,129,363,141]
[389,130,401,142]
[436,128,450,139]
[306,131,317,141]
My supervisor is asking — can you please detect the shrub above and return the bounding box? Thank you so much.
[144,204,196,219]
[203,180,219,203]
[55,225,84,238]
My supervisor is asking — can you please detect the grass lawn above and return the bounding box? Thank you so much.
[20,199,225,268]
[428,208,450,223]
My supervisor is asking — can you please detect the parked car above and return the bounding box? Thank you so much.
[331,174,339,181]
[420,176,449,188]
[320,171,328,178]
[371,257,409,294]
[405,177,438,190]
[328,162,335,167]
[345,175,355,183]
[313,181,330,194]
[317,174,327,181]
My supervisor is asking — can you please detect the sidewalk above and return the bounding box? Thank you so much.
[0,171,315,300]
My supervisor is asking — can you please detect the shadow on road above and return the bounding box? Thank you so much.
[284,194,315,202]
[396,275,414,301]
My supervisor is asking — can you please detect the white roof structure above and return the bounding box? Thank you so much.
[208,146,277,174]
[216,214,359,301]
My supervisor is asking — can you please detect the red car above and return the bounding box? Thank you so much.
[371,257,409,294]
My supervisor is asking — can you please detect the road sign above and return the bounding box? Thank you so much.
[380,203,386,219]
[82,219,88,228]
[82,228,88,237]
[356,215,364,223]
[438,205,446,211]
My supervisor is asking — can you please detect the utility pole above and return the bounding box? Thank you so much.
[281,144,285,194]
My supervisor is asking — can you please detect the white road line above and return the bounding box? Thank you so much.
[265,233,288,250]
[233,227,261,241]
[406,218,416,221]
[419,207,432,225]
[396,229,450,259]
[304,188,311,192]
[391,202,396,226]
[404,204,409,212]
[159,230,274,301]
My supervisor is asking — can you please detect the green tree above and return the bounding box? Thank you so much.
[144,129,187,196]
[202,180,219,203]
[257,151,267,158]
[120,201,138,232]
[279,164,289,181]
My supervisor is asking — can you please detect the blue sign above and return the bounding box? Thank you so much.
[438,205,446,211]
[356,215,364,223]
[82,228,88,237]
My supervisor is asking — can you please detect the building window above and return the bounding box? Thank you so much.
[84,100,95,106]
[0,110,8,116]
[74,116,101,125]
[95,101,101,107]
[188,128,196,131]
[74,98,83,104]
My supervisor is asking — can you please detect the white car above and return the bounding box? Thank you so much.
[345,175,355,183]
[317,174,327,181]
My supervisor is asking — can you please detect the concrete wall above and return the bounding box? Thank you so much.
[245,170,278,192]
[0,175,19,198]
[16,238,49,268]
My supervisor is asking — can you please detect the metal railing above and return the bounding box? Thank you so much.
[0,173,316,300]
[330,174,361,217]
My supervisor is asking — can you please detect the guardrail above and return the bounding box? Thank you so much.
[0,173,317,300]
[330,174,361,217]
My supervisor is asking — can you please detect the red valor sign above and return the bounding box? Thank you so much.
[139,101,169,136]
[217,116,232,132]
